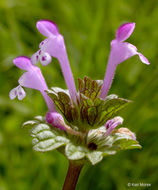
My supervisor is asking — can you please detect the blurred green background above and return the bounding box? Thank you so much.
[0,0,158,189]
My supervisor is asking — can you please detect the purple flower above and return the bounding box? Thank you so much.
[9,56,56,112]
[46,112,83,138]
[31,20,77,103]
[115,127,136,140]
[105,117,136,140]
[100,23,150,99]
[105,116,123,136]
[46,112,67,131]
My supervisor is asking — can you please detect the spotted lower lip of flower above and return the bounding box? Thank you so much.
[105,116,124,136]
[9,85,26,100]
[100,22,150,99]
[31,49,52,66]
[9,56,56,112]
[33,19,77,103]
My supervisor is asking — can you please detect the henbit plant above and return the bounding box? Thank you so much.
[9,20,150,190]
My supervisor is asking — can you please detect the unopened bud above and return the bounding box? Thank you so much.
[46,112,83,139]
[105,116,123,136]
[113,127,136,140]
[46,112,66,131]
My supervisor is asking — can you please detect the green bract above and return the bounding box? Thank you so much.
[46,77,131,131]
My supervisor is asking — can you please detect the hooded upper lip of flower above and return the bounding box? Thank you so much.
[9,56,56,112]
[31,19,77,103]
[100,22,150,99]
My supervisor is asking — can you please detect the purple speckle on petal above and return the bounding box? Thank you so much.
[42,56,47,61]
[14,91,17,96]
[106,124,110,129]
[39,50,41,55]
[39,39,48,48]
[105,120,113,129]
[36,55,39,60]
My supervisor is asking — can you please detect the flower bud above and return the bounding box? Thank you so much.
[113,127,136,140]
[46,112,66,131]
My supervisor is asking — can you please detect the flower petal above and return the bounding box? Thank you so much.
[31,52,39,65]
[111,41,137,64]
[39,39,48,48]
[9,85,26,100]
[18,69,47,91]
[46,112,67,131]
[100,41,137,99]
[9,87,18,100]
[18,69,56,111]
[105,116,123,136]
[41,34,77,102]
[13,56,32,71]
[138,53,150,65]
[42,34,65,59]
[36,20,59,37]
[39,52,52,66]
[17,86,26,100]
[116,23,135,42]
[115,127,136,140]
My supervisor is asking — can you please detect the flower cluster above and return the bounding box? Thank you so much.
[10,20,150,165]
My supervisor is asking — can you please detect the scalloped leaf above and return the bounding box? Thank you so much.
[105,94,118,101]
[112,133,142,150]
[22,120,37,127]
[34,140,64,152]
[23,116,141,165]
[31,123,51,136]
[78,76,103,100]
[34,130,55,140]
[34,115,45,122]
[102,150,116,155]
[95,98,131,126]
[22,115,45,128]
[46,88,75,122]
[86,151,103,165]
[28,122,70,152]
[65,143,86,160]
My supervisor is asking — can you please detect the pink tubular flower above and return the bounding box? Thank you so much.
[46,112,67,131]
[9,56,56,112]
[105,117,136,140]
[105,116,123,136]
[46,112,83,138]
[100,23,150,99]
[31,20,77,103]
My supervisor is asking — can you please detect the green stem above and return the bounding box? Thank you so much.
[62,161,83,190]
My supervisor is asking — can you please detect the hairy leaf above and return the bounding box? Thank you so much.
[86,151,103,165]
[65,143,86,160]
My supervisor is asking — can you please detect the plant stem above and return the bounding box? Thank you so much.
[62,161,83,190]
